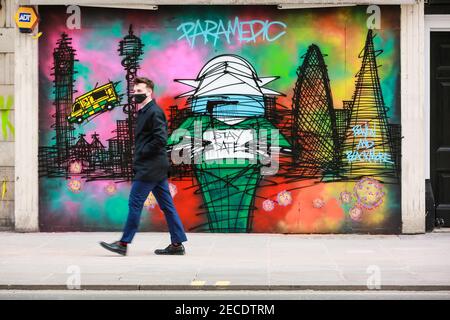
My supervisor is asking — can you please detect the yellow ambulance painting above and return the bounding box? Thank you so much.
[67,81,121,124]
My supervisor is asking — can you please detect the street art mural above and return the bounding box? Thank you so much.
[38,5,402,233]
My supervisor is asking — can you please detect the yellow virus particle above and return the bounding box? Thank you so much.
[67,178,82,193]
[144,192,157,209]
[354,177,384,210]
[277,190,292,207]
[104,182,117,195]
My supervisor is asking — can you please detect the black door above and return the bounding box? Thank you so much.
[430,32,450,227]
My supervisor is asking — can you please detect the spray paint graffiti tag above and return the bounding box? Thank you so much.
[345,123,394,164]
[177,17,287,48]
[0,95,15,141]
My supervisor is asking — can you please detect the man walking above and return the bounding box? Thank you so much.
[100,77,188,256]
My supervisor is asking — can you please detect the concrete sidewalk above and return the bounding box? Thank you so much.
[1,231,450,290]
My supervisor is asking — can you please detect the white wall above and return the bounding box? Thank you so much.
[14,0,39,232]
[0,0,16,229]
[401,1,426,234]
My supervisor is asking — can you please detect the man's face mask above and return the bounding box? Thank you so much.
[132,93,147,104]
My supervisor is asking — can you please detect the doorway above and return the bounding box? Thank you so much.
[430,30,450,227]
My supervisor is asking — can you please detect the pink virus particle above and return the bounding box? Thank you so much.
[340,191,353,204]
[262,199,275,212]
[349,206,363,222]
[312,198,325,208]
[104,182,117,195]
[67,178,82,193]
[169,183,177,198]
[69,160,82,174]
[277,190,292,207]
[354,177,385,210]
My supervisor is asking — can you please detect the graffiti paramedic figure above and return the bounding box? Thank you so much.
[100,77,188,256]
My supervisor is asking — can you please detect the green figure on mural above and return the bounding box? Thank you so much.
[168,55,291,233]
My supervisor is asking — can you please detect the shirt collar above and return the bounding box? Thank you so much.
[138,99,154,114]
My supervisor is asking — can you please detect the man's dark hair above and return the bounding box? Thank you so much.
[134,77,154,90]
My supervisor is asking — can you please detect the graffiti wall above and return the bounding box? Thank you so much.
[38,5,402,233]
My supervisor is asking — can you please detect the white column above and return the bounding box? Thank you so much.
[400,1,425,234]
[14,1,39,232]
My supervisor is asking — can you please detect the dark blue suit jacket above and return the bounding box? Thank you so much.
[132,99,170,182]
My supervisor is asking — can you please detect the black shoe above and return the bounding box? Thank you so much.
[99,241,127,256]
[154,243,185,255]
